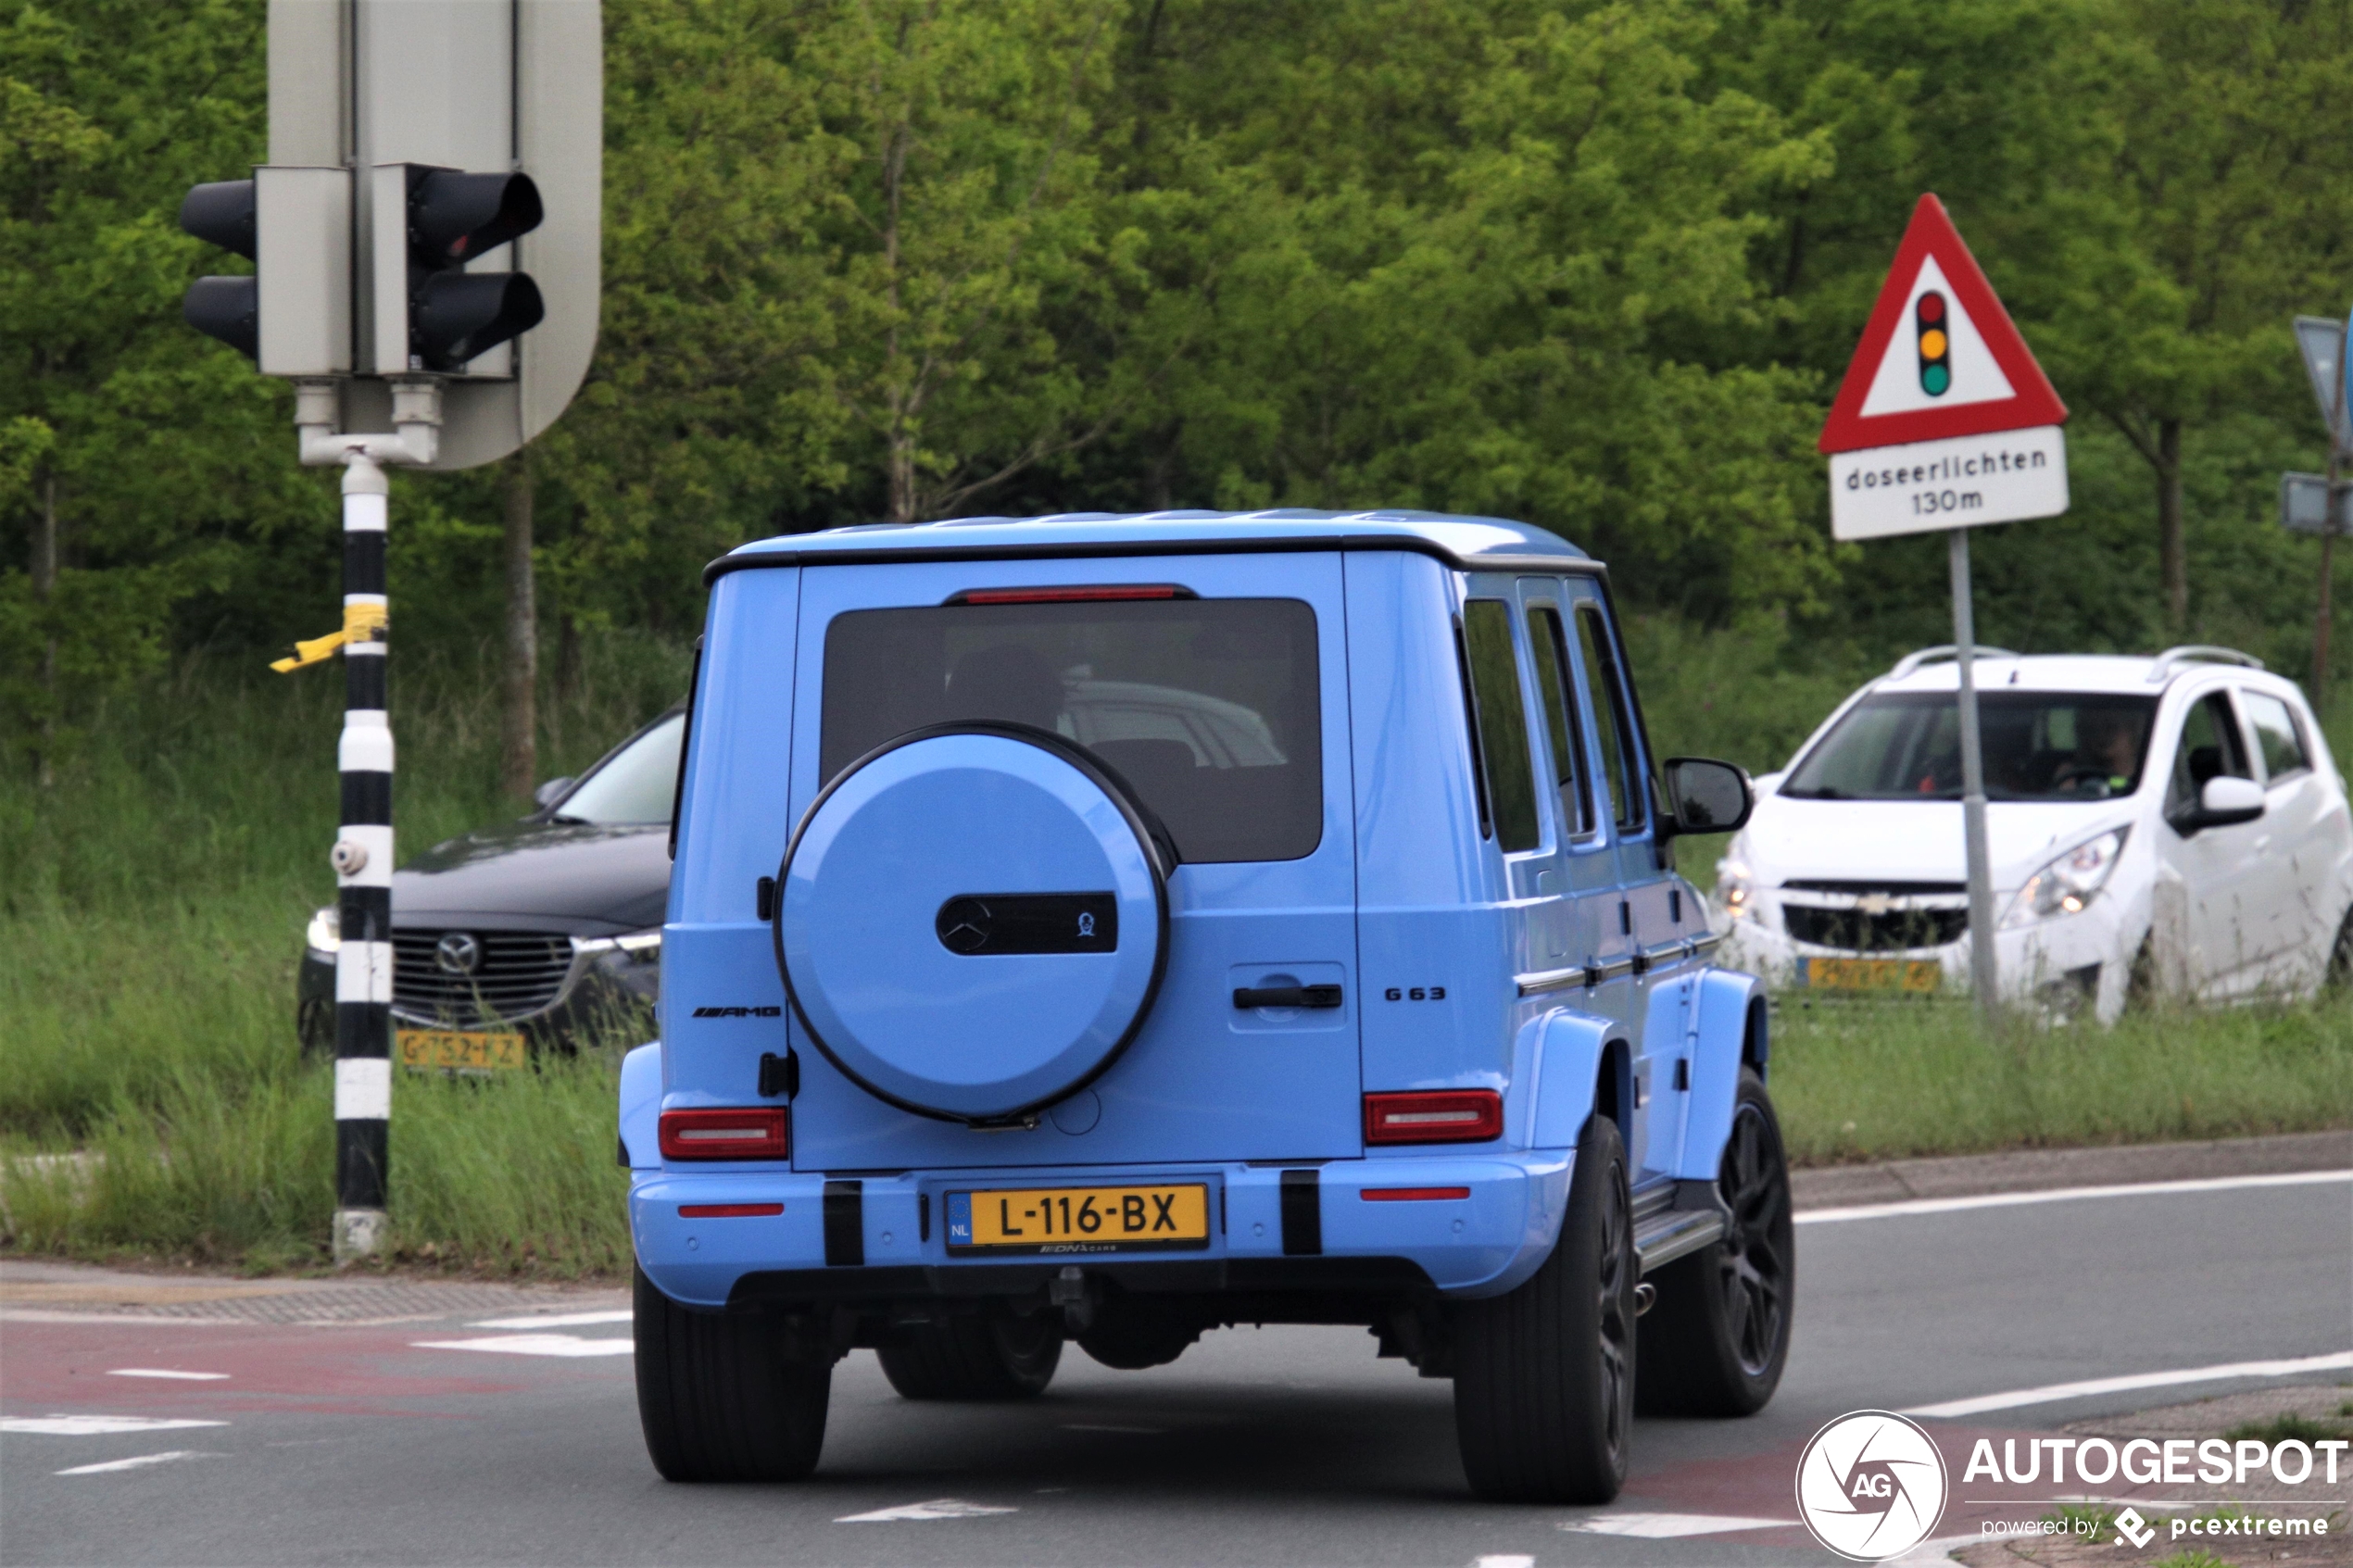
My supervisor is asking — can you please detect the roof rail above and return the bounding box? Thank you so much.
[1887,645,2020,681]
[2146,645,2263,684]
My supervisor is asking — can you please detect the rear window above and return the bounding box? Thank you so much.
[821,598,1322,863]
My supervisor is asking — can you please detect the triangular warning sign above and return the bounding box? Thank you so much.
[1818,194,2067,455]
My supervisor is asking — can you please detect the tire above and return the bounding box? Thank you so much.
[2326,908,2353,991]
[876,1311,1063,1400]
[633,1264,831,1482]
[1453,1112,1636,1504]
[1637,1068,1794,1418]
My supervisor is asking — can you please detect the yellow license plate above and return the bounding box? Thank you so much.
[948,1184,1211,1254]
[396,1028,527,1071]
[1802,957,1944,994]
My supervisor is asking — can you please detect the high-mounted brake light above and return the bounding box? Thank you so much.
[950,584,1195,605]
[659,1107,789,1161]
[1364,1090,1504,1146]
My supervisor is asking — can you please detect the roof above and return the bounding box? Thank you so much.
[1876,650,2277,697]
[706,509,1591,584]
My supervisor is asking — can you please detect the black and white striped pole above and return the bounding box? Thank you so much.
[332,457,394,1260]
[290,380,443,1262]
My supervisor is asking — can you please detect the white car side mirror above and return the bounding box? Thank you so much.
[2175,773,2264,835]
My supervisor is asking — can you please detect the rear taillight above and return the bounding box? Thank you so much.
[678,1202,784,1218]
[1364,1090,1504,1146]
[659,1107,789,1160]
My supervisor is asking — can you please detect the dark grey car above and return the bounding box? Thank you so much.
[297,709,681,1060]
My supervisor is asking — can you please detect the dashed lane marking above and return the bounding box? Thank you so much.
[1797,1168,2351,1225]
[410,1333,633,1359]
[1559,1512,1793,1538]
[1473,1556,1537,1567]
[3,1416,228,1436]
[1903,1348,2353,1418]
[467,1309,634,1330]
[837,1499,1021,1523]
[106,1369,229,1381]
[55,1450,214,1476]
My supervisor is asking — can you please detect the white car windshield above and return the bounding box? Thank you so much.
[1782,692,2158,803]
[551,712,685,823]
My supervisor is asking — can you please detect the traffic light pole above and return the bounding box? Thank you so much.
[1948,528,2000,1022]
[298,380,441,1262]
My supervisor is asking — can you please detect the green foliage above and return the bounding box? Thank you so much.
[2222,1411,2353,1445]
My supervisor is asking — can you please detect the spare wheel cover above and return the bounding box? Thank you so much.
[774,723,1170,1123]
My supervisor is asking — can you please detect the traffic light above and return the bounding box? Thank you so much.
[401,168,546,372]
[180,180,259,358]
[1916,291,1951,396]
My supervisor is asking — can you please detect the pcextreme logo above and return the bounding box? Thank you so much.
[1795,1411,1951,1562]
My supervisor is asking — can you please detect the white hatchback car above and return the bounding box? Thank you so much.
[1715,646,2353,1022]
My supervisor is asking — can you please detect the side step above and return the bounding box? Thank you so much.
[1630,1180,1728,1275]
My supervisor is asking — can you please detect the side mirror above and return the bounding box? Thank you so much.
[1661,757,1755,836]
[2172,774,2263,835]
[533,776,575,810]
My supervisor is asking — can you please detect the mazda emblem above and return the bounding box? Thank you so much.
[434,932,483,975]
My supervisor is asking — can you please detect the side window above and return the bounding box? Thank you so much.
[1460,599,1542,851]
[2241,692,2311,783]
[1573,605,1643,833]
[1528,605,1592,837]
[2167,691,2252,813]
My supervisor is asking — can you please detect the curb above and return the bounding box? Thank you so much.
[1791,1128,2353,1212]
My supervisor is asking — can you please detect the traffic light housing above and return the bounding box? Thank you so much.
[1916,291,1951,396]
[180,181,259,358]
[401,168,547,372]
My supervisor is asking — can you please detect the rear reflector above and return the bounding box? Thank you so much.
[951,584,1194,605]
[659,1107,789,1161]
[1363,1090,1504,1146]
[677,1202,784,1218]
[1361,1186,1472,1202]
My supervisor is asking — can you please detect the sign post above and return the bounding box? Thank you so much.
[176,0,602,1261]
[1818,194,2071,1022]
[2289,315,2352,709]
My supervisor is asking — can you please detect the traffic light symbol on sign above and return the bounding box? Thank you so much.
[180,181,258,358]
[1916,291,1951,397]
[404,169,547,372]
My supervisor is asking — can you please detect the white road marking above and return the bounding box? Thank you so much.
[106,1369,229,1381]
[1061,1423,1164,1434]
[837,1498,1020,1523]
[1904,1349,2353,1418]
[1797,1168,2350,1225]
[410,1333,633,1359]
[2,1416,228,1436]
[55,1449,212,1476]
[1474,1556,1537,1568]
[1559,1512,1792,1538]
[467,1309,634,1330]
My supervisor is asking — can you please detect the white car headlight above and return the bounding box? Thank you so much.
[1716,856,1754,921]
[2001,828,2129,929]
[306,905,340,954]
[574,929,661,963]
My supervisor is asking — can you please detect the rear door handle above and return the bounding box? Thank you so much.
[1234,984,1344,1010]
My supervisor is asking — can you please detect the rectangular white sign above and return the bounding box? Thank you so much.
[1829,425,2068,541]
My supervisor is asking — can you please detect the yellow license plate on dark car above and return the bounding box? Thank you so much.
[396,1028,527,1071]
[947,1184,1211,1254]
[1801,957,1943,994]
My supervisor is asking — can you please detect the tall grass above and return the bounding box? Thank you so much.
[1,632,686,1273]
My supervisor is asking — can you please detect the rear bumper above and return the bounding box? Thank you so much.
[629,1152,1573,1311]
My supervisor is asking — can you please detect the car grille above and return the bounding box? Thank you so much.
[391,930,575,1028]
[1783,904,1969,952]
[1781,879,1965,897]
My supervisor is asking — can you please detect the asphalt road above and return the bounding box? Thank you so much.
[4,1175,2347,1568]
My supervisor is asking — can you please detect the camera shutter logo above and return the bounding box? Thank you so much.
[1795,1410,1950,1562]
[434,932,483,976]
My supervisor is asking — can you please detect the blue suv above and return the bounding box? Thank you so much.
[623,511,1788,1502]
